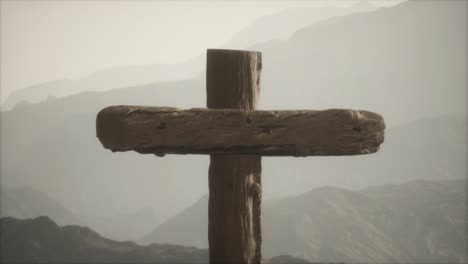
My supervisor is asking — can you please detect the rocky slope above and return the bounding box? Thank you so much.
[0,216,208,263]
[0,216,311,263]
[143,179,467,263]
[0,187,83,226]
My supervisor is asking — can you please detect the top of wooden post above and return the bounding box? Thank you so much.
[206,49,262,110]
[95,49,385,157]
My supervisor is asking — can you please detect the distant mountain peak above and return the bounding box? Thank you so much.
[1,187,83,227]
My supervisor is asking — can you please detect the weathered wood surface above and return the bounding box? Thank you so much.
[94,48,386,264]
[206,49,262,264]
[96,106,385,157]
[208,155,262,264]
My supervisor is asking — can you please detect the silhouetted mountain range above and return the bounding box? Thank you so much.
[254,0,466,125]
[222,2,377,49]
[87,206,166,241]
[0,2,378,110]
[0,187,83,226]
[0,216,208,263]
[142,179,467,263]
[0,216,312,263]
[1,187,165,242]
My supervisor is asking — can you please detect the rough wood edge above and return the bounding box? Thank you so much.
[96,106,385,157]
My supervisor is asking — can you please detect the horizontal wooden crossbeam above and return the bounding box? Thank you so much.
[96,106,385,157]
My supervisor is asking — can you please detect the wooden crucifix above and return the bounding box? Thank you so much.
[96,49,385,264]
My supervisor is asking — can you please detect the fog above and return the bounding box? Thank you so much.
[0,0,388,103]
[0,0,466,263]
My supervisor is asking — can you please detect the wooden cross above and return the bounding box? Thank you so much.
[96,49,385,264]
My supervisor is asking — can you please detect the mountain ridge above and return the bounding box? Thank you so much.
[0,187,83,227]
[0,216,208,263]
[0,216,312,263]
[143,179,467,263]
[0,2,381,110]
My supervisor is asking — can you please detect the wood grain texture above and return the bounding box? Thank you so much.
[206,49,262,264]
[208,155,261,264]
[96,106,385,157]
[94,48,386,264]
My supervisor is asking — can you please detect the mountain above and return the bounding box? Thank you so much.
[1,0,466,240]
[0,187,166,242]
[0,2,378,111]
[254,0,467,125]
[0,216,310,263]
[222,1,378,49]
[1,63,203,111]
[0,216,208,263]
[262,179,467,263]
[141,196,208,248]
[86,207,167,241]
[0,79,211,241]
[0,187,83,227]
[142,179,467,263]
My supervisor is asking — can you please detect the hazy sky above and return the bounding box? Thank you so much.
[0,0,402,102]
[0,1,465,246]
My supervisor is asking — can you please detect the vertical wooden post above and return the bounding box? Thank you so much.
[206,49,263,264]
